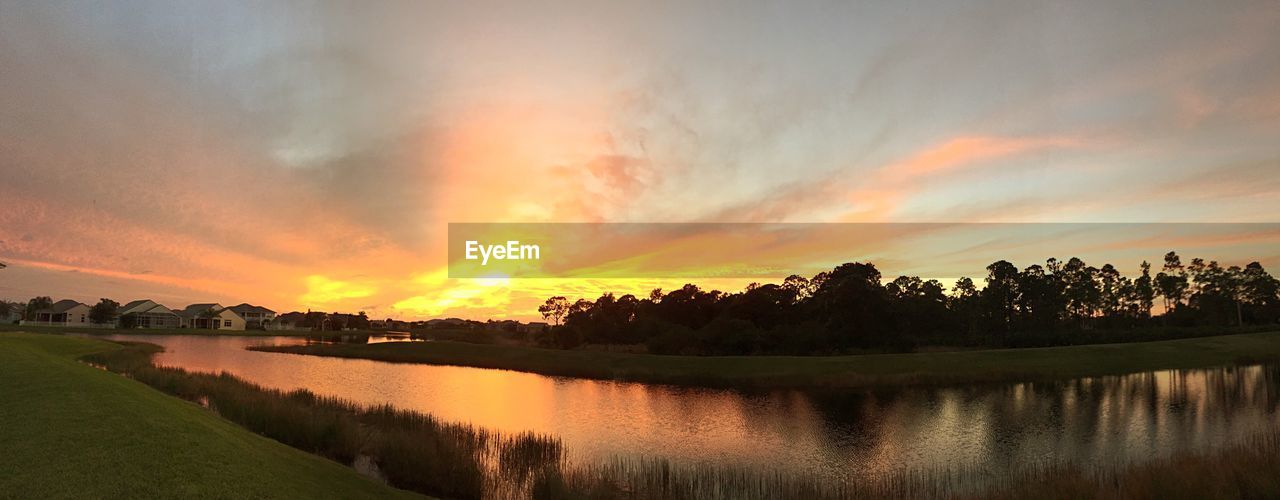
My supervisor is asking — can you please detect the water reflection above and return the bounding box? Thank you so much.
[301,332,425,345]
[97,335,1280,482]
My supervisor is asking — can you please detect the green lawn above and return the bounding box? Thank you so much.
[0,333,419,499]
[253,331,1280,389]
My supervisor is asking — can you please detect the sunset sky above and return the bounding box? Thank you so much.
[2,1,1278,320]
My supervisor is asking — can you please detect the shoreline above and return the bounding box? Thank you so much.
[250,331,1280,390]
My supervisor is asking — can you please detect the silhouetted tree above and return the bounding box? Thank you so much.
[89,298,120,324]
[539,251,1280,355]
[538,296,570,326]
[1133,261,1156,318]
[25,296,53,320]
[1156,251,1189,313]
[350,311,371,330]
[0,300,17,320]
[983,260,1019,333]
[810,262,890,348]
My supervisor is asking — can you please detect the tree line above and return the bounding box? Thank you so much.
[537,251,1280,355]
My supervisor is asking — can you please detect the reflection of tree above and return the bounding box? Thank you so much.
[748,363,1280,487]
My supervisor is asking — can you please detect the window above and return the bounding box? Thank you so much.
[224,320,232,327]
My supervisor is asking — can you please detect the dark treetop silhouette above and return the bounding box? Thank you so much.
[539,251,1280,355]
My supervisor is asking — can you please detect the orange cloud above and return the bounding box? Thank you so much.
[879,135,1081,183]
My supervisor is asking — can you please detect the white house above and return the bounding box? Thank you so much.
[26,299,91,326]
[117,299,182,328]
[229,303,276,327]
[178,303,247,331]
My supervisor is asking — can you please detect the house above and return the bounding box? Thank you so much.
[426,318,470,329]
[268,311,308,331]
[371,319,411,331]
[229,303,276,328]
[116,299,182,328]
[485,319,520,332]
[178,303,246,331]
[26,299,91,326]
[519,322,549,334]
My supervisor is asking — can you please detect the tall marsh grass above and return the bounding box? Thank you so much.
[83,341,1280,499]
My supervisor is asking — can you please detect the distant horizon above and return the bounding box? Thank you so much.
[7,245,1273,323]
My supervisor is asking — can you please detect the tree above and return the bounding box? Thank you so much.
[725,284,796,330]
[983,260,1019,330]
[1133,261,1155,318]
[1240,262,1280,306]
[1061,257,1100,323]
[0,300,16,321]
[538,296,570,326]
[1240,262,1280,324]
[25,296,53,320]
[782,274,815,301]
[89,298,120,324]
[302,311,328,330]
[809,262,890,347]
[1015,264,1064,330]
[349,311,371,330]
[1155,251,1188,313]
[1098,264,1122,318]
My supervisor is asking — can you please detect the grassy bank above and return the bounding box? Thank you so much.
[252,330,1280,389]
[0,333,415,498]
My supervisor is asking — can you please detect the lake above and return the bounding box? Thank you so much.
[97,334,1280,484]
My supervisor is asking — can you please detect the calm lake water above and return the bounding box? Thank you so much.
[97,334,1280,482]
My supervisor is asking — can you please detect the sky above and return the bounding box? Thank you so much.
[1,0,1278,320]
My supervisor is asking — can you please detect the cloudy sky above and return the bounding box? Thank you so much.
[1,0,1278,319]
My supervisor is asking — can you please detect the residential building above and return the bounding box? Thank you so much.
[229,303,276,328]
[426,318,470,329]
[268,311,308,331]
[116,299,182,328]
[519,322,549,334]
[178,303,246,331]
[26,299,91,326]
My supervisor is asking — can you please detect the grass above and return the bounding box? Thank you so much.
[972,432,1280,499]
[251,330,1280,389]
[0,333,416,499]
[525,437,1280,499]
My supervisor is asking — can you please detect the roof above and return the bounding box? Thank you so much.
[118,299,151,314]
[230,303,276,315]
[117,299,178,316]
[276,311,306,323]
[178,303,223,318]
[38,299,88,314]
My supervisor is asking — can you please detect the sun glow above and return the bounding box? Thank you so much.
[299,275,377,306]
